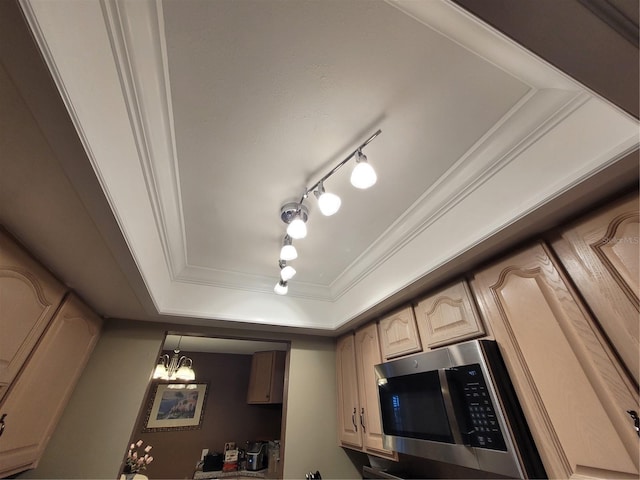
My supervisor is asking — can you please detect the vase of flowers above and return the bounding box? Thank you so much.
[122,439,153,480]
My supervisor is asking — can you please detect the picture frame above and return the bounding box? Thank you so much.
[143,383,208,432]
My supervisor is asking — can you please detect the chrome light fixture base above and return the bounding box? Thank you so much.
[280,202,309,225]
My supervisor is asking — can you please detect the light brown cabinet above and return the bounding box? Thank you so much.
[247,350,286,404]
[414,280,485,349]
[336,334,362,448]
[0,229,67,402]
[336,326,396,459]
[550,191,639,381]
[472,242,639,479]
[0,293,102,478]
[377,306,422,360]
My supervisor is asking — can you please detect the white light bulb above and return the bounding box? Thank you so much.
[317,191,341,216]
[280,265,296,281]
[274,281,288,295]
[287,216,307,239]
[350,154,377,189]
[280,244,298,261]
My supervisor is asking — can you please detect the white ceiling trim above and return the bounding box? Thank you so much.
[329,88,586,297]
[19,0,639,330]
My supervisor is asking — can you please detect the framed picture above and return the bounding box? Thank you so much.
[143,383,208,432]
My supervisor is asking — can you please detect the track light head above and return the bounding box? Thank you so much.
[274,280,288,295]
[314,181,341,216]
[350,150,377,189]
[279,260,296,281]
[281,202,309,239]
[280,235,298,261]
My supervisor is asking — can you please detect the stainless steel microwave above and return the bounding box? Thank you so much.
[375,340,546,479]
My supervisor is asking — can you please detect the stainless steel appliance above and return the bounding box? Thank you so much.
[246,441,267,471]
[375,340,545,479]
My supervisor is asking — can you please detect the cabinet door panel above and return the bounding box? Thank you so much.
[414,280,484,349]
[473,243,638,480]
[354,324,395,458]
[247,351,274,403]
[0,293,102,477]
[0,231,67,400]
[378,306,422,360]
[336,335,361,448]
[551,192,639,380]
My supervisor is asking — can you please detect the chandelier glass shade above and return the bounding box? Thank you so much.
[153,337,195,381]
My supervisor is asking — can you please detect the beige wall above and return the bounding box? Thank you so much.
[22,321,360,479]
[282,338,360,480]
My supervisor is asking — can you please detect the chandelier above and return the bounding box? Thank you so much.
[275,129,382,295]
[152,336,195,381]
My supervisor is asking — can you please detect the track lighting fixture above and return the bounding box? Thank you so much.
[275,129,382,295]
[280,235,298,261]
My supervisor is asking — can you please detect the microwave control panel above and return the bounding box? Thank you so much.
[452,364,507,451]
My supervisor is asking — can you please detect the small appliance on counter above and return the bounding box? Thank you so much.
[202,452,223,472]
[246,441,268,471]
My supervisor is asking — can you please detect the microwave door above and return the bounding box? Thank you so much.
[377,369,455,444]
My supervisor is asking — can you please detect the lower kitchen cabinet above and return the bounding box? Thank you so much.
[550,190,639,381]
[336,325,397,460]
[472,242,639,479]
[0,293,102,478]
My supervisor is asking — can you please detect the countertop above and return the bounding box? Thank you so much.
[194,469,268,479]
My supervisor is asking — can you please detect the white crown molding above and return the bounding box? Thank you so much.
[102,0,187,278]
[329,88,587,297]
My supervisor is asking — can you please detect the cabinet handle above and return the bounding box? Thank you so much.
[627,410,640,437]
[0,414,6,438]
[351,408,357,432]
[360,408,366,433]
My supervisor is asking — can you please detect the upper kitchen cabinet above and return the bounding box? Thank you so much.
[247,350,286,404]
[0,292,102,478]
[0,229,67,402]
[472,242,639,480]
[550,191,639,381]
[377,306,422,360]
[414,280,485,350]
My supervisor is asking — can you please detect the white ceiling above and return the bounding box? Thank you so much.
[17,0,639,332]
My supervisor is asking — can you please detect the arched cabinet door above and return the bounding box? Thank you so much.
[414,280,485,349]
[378,306,422,360]
[0,293,102,478]
[551,191,639,381]
[0,229,67,402]
[472,242,639,480]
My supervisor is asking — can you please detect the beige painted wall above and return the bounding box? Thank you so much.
[282,338,360,480]
[21,321,360,479]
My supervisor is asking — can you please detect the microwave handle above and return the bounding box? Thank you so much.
[440,369,473,446]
